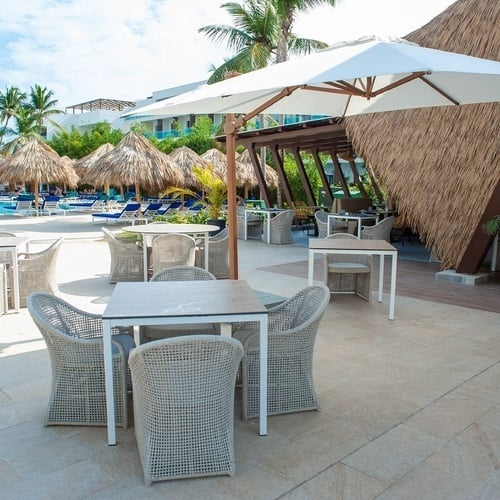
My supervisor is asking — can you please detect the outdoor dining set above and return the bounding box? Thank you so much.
[0,197,399,486]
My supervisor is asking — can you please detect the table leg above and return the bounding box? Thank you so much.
[308,249,315,285]
[266,215,271,244]
[259,315,268,436]
[220,323,232,337]
[11,248,20,312]
[378,254,385,303]
[142,236,148,281]
[244,211,248,240]
[204,232,209,272]
[103,319,116,445]
[389,253,397,320]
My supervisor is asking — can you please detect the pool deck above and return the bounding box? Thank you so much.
[1,213,499,498]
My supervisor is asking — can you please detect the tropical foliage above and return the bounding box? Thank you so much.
[0,84,63,153]
[199,0,335,83]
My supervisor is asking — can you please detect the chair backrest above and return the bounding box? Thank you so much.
[118,203,141,219]
[360,216,396,241]
[270,210,294,226]
[247,285,330,348]
[151,233,196,274]
[142,203,163,217]
[325,233,371,265]
[0,232,16,263]
[150,265,216,282]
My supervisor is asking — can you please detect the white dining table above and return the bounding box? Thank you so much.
[102,279,269,445]
[308,238,398,320]
[124,222,220,280]
[327,213,378,238]
[244,208,286,243]
[0,236,30,312]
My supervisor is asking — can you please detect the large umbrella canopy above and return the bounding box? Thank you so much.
[0,138,79,214]
[74,143,114,182]
[123,36,500,120]
[89,131,183,201]
[169,146,210,189]
[123,35,500,280]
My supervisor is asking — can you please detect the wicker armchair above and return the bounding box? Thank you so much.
[360,216,396,242]
[233,284,330,420]
[195,227,229,278]
[266,210,295,244]
[236,207,263,240]
[151,233,196,275]
[0,231,17,265]
[129,335,243,485]
[323,233,373,302]
[27,292,133,428]
[17,238,63,308]
[102,227,143,283]
[140,265,219,343]
[314,211,347,238]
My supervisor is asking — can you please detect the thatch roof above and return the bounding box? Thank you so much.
[73,143,114,181]
[89,131,183,197]
[344,0,500,272]
[237,150,279,188]
[169,146,209,188]
[0,139,79,187]
[201,148,249,186]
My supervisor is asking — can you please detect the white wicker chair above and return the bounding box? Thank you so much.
[266,210,295,244]
[129,335,243,485]
[236,207,263,240]
[233,284,330,420]
[151,233,196,275]
[314,211,347,238]
[323,233,373,302]
[27,292,132,428]
[360,216,396,242]
[17,238,63,308]
[102,227,144,283]
[140,265,219,343]
[195,227,229,278]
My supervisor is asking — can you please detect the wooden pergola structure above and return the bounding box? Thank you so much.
[217,117,383,209]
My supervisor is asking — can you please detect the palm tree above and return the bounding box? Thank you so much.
[0,86,27,144]
[28,84,63,136]
[273,0,336,63]
[199,0,331,83]
[2,106,40,154]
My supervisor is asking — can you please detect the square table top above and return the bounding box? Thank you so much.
[309,238,397,252]
[0,236,30,248]
[103,280,268,320]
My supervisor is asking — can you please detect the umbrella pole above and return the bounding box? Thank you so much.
[135,182,142,216]
[225,115,238,280]
[34,183,40,217]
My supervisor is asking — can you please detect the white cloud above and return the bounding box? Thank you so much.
[0,0,456,109]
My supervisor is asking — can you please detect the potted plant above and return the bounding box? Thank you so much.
[162,165,227,233]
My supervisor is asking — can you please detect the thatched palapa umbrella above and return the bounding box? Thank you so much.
[237,149,278,197]
[0,138,79,214]
[201,148,249,186]
[89,131,183,202]
[74,143,114,182]
[169,146,209,189]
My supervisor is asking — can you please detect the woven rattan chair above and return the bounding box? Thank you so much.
[151,233,196,276]
[323,233,373,301]
[27,292,133,428]
[314,211,347,238]
[140,265,219,343]
[102,227,144,283]
[236,207,263,240]
[129,335,243,485]
[360,216,396,242]
[266,210,295,245]
[195,227,229,278]
[233,284,330,420]
[17,238,63,308]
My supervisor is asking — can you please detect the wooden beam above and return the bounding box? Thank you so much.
[330,150,350,197]
[247,145,272,207]
[311,149,334,207]
[270,146,294,208]
[291,148,316,206]
[456,178,500,274]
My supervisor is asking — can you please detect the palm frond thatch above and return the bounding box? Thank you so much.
[88,131,184,199]
[345,0,500,270]
[73,143,114,181]
[169,146,210,188]
[237,149,279,188]
[201,148,249,186]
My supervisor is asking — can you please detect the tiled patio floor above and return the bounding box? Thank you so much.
[1,214,499,499]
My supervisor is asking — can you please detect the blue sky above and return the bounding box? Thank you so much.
[0,0,456,109]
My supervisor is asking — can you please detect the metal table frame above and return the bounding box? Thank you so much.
[102,280,269,445]
[308,238,398,320]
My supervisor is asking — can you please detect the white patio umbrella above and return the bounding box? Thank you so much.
[123,36,500,279]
